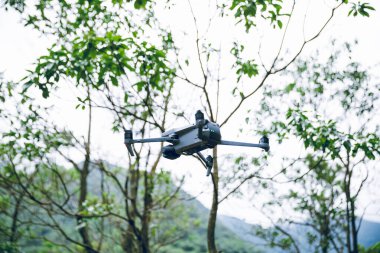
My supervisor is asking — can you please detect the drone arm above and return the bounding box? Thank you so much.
[126,137,176,144]
[219,140,269,151]
[124,130,179,156]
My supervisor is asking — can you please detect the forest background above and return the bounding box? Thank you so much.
[0,0,379,252]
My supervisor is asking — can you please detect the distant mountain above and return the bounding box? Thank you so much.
[215,207,380,252]
[217,215,283,253]
[358,219,380,248]
[157,190,263,253]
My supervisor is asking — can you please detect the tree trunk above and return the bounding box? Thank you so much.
[207,147,218,253]
[10,195,23,245]
[350,198,358,253]
[76,89,97,253]
[344,170,352,253]
[123,167,139,253]
[77,154,97,253]
[320,214,330,253]
[141,170,153,253]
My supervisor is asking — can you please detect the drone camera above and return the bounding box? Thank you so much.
[162,145,181,160]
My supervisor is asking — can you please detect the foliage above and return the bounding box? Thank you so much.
[0,33,177,253]
[348,2,376,17]
[229,0,286,31]
[231,42,259,83]
[24,31,173,99]
[0,0,379,252]
[227,0,375,32]
[15,0,175,100]
[2,0,151,13]
[252,42,380,252]
[360,242,380,253]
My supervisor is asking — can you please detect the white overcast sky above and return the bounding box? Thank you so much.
[1,0,380,224]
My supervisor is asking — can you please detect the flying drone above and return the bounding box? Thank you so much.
[124,110,269,176]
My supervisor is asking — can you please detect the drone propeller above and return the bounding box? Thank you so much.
[195,110,205,139]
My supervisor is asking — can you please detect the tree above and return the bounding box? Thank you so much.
[11,1,185,252]
[0,75,195,253]
[160,1,376,252]
[0,0,190,250]
[1,0,378,252]
[251,42,380,253]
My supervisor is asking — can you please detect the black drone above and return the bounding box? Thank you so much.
[124,110,269,176]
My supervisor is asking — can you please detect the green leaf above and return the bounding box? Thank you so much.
[110,75,118,86]
[358,8,369,17]
[277,20,283,29]
[134,0,148,9]
[273,4,282,14]
[343,140,351,152]
[284,82,296,93]
[135,81,146,92]
[362,3,375,11]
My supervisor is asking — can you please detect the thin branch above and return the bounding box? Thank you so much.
[271,2,343,75]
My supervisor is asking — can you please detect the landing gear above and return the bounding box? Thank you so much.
[197,152,214,176]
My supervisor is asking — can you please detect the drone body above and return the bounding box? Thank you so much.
[124,110,269,176]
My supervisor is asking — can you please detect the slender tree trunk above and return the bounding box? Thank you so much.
[321,215,330,253]
[141,170,153,253]
[344,169,352,253]
[77,158,97,253]
[123,227,137,253]
[77,88,97,253]
[10,195,23,245]
[97,169,105,252]
[347,153,358,253]
[207,147,218,253]
[140,151,161,253]
[345,189,352,253]
[343,156,359,253]
[350,198,358,253]
[123,167,139,253]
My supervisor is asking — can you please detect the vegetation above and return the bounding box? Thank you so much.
[0,0,379,253]
[250,42,380,253]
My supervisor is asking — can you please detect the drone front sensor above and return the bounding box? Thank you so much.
[124,110,269,176]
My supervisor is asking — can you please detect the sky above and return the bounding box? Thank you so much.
[0,0,380,224]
